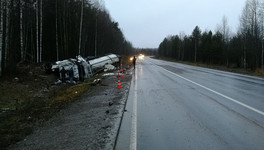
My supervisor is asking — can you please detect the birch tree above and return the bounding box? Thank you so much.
[0,0,134,74]
[20,0,24,61]
[35,0,39,63]
[78,0,84,55]
[260,0,264,69]
[4,0,10,69]
[0,0,3,75]
[240,0,261,68]
[240,0,251,68]
[218,16,231,66]
[94,11,97,56]
[55,0,59,60]
[40,0,42,62]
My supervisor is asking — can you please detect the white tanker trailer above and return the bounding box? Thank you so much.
[88,54,120,73]
[50,54,120,82]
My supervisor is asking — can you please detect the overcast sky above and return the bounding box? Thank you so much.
[104,0,247,48]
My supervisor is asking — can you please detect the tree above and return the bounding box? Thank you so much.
[20,0,24,61]
[240,0,261,69]
[3,0,10,69]
[55,0,58,60]
[192,26,201,62]
[78,0,84,55]
[94,9,97,56]
[36,0,39,62]
[217,16,231,66]
[0,0,134,75]
[0,0,3,75]
[259,0,264,69]
[200,31,212,63]
[179,31,186,60]
[40,0,42,62]
[156,0,264,70]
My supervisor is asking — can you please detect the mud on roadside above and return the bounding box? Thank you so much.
[0,63,92,149]
[7,69,132,150]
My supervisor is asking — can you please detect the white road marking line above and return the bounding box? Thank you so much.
[157,65,264,117]
[130,70,137,150]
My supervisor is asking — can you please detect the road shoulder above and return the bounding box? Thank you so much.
[8,70,132,150]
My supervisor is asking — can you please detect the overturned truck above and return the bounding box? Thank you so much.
[50,54,120,82]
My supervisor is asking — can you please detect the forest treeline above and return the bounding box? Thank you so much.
[158,0,264,70]
[0,0,134,75]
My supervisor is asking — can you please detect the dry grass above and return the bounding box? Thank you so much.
[255,68,264,76]
[52,84,90,102]
[0,74,97,148]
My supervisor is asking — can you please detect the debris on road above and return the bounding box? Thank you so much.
[103,73,115,77]
[91,79,102,86]
[104,64,116,72]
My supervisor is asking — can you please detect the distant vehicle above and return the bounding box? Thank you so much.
[129,54,145,61]
[138,54,145,59]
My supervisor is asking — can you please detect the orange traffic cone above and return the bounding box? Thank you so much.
[116,73,123,89]
[121,65,125,78]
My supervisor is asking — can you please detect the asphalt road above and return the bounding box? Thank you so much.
[115,57,264,150]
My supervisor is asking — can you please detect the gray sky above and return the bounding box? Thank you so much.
[104,0,247,48]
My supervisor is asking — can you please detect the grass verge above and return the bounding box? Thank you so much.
[0,74,104,148]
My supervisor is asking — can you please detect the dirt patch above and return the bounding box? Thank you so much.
[0,63,67,148]
[6,66,132,150]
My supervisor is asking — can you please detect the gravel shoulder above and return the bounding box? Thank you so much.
[8,70,132,150]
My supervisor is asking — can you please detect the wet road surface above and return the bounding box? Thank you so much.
[115,57,264,150]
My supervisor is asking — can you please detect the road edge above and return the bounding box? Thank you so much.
[113,73,132,150]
